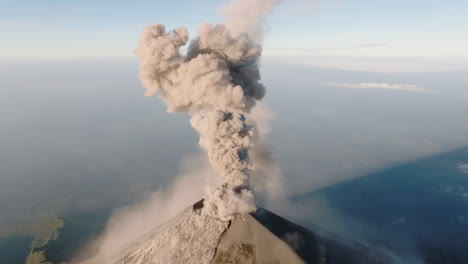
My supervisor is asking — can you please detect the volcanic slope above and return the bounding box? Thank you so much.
[82,200,382,264]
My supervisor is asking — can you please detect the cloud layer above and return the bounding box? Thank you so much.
[322,82,428,92]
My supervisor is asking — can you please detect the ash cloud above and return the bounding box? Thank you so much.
[78,0,282,260]
[219,0,278,39]
[135,0,279,220]
[74,154,218,263]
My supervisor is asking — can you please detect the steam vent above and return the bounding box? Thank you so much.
[82,200,383,264]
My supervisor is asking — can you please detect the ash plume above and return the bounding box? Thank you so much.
[220,0,279,39]
[136,0,278,220]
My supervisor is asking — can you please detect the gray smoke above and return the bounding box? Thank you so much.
[135,0,278,220]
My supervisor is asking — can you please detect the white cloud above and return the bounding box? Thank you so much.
[444,186,468,198]
[262,53,468,73]
[459,164,468,174]
[322,82,428,92]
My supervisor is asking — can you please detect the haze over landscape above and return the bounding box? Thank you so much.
[1,0,468,263]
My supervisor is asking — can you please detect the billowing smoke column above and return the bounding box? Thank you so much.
[136,0,278,220]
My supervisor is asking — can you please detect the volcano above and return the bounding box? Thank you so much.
[81,200,382,264]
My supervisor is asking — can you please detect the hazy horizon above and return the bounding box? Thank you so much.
[1,58,467,214]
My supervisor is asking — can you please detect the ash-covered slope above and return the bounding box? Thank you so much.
[81,204,228,264]
[82,200,382,264]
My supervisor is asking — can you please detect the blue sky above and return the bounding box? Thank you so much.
[1,0,467,70]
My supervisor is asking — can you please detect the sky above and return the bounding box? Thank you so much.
[1,0,467,72]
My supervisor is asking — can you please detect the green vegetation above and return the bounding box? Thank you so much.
[42,210,111,263]
[1,209,112,264]
[29,218,64,249]
[24,217,64,264]
[25,251,54,264]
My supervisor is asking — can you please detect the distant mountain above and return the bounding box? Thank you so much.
[81,200,381,264]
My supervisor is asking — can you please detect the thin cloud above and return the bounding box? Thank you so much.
[458,164,468,174]
[444,186,468,198]
[350,43,387,48]
[275,57,468,73]
[322,82,428,92]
